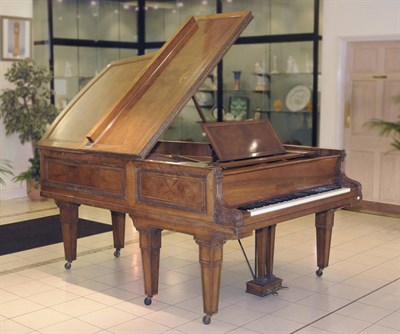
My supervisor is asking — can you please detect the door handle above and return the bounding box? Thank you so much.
[372,74,387,79]
[344,102,351,128]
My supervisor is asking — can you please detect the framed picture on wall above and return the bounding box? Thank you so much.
[1,16,32,61]
[229,96,249,120]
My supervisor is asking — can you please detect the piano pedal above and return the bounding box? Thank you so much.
[246,275,283,297]
[272,285,289,296]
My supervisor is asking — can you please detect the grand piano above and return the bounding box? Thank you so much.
[38,11,362,324]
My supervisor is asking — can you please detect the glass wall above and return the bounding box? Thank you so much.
[145,0,216,42]
[52,0,137,41]
[33,0,322,146]
[51,45,137,108]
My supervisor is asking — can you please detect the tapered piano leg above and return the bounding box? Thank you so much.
[111,211,125,258]
[56,201,80,270]
[137,227,162,306]
[195,238,225,325]
[246,225,282,296]
[315,210,335,277]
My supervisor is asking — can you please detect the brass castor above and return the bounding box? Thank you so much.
[202,315,211,325]
[64,262,72,270]
[114,248,121,258]
[144,296,152,306]
[316,268,323,277]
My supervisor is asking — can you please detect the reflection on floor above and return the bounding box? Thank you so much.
[0,197,399,334]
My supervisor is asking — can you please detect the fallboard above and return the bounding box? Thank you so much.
[222,155,341,208]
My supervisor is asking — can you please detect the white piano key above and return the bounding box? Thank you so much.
[248,187,351,216]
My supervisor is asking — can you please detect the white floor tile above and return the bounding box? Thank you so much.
[288,274,337,292]
[0,298,44,318]
[243,314,303,334]
[273,285,315,303]
[295,326,336,334]
[0,273,32,288]
[271,303,328,324]
[225,327,261,334]
[340,274,390,290]
[212,304,266,326]
[40,318,102,334]
[113,296,170,315]
[0,319,34,334]
[1,199,399,334]
[336,301,394,323]
[376,309,400,330]
[319,282,372,300]
[143,305,200,327]
[85,287,139,306]
[107,317,170,334]
[26,288,81,307]
[312,313,373,333]
[359,323,400,334]
[50,297,106,317]
[78,307,138,329]
[175,317,236,334]
[12,308,71,330]
[3,280,54,298]
[0,290,21,303]
[296,293,351,312]
[359,291,400,311]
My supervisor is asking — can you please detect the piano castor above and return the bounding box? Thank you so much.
[38,11,361,324]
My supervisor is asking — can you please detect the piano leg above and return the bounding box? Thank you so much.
[315,210,335,276]
[111,211,125,258]
[246,225,283,296]
[195,238,225,325]
[56,201,80,270]
[137,227,162,306]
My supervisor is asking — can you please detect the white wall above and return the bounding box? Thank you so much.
[320,0,400,149]
[0,0,33,199]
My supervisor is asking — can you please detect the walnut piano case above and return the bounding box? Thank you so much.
[38,11,361,325]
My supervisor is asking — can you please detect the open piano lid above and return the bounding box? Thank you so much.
[39,11,253,158]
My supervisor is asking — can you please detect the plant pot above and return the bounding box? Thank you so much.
[27,179,46,201]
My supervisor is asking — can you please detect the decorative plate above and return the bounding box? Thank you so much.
[285,85,311,112]
[195,91,214,107]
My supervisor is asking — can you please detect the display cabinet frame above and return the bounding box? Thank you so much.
[33,0,321,146]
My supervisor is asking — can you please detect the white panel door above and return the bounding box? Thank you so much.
[344,41,400,205]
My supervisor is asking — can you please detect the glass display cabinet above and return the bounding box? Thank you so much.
[33,0,322,146]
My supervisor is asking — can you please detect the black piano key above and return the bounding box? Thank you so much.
[239,185,341,211]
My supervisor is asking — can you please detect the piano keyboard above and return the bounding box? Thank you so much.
[239,186,351,217]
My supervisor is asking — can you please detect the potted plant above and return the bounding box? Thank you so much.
[0,159,13,186]
[0,59,59,200]
[366,117,400,150]
[365,95,400,151]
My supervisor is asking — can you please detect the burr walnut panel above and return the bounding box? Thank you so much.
[136,168,207,213]
[43,158,126,199]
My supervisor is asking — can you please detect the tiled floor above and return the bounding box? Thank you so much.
[0,197,399,334]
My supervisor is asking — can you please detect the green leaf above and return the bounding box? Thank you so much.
[0,59,60,182]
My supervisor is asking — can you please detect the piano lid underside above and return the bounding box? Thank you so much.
[39,12,253,158]
[39,55,153,149]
